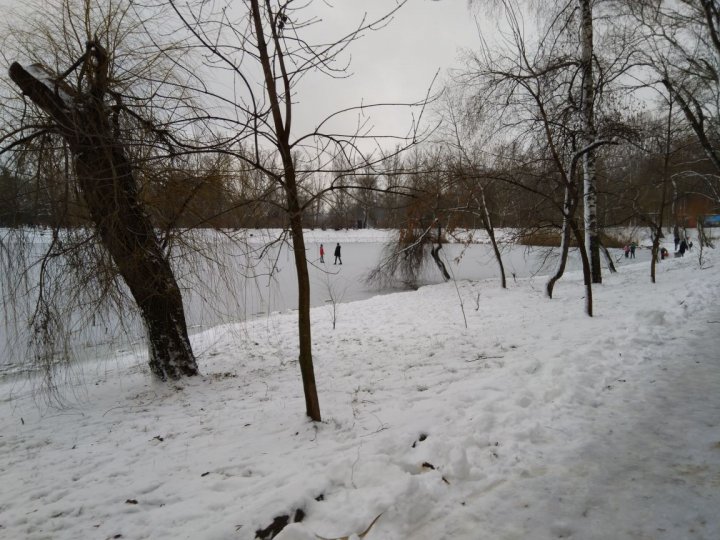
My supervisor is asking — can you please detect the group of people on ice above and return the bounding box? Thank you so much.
[623,231,694,261]
[319,243,342,265]
[623,242,637,259]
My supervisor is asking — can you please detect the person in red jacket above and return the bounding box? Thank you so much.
[319,243,325,263]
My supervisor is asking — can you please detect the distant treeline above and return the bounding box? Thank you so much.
[1,135,717,231]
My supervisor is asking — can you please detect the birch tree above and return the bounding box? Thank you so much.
[472,0,627,284]
[461,0,631,315]
[578,0,602,284]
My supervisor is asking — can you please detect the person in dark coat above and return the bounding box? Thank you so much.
[333,243,342,265]
[679,239,687,256]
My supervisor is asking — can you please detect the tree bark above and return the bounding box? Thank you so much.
[579,0,602,284]
[9,59,198,380]
[288,209,321,421]
[570,217,593,317]
[599,241,617,274]
[651,97,674,284]
[250,0,321,421]
[74,147,197,379]
[475,191,506,289]
[547,188,573,298]
[487,226,506,289]
[431,222,451,281]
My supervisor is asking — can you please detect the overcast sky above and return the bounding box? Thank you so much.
[289,0,484,144]
[0,0,486,148]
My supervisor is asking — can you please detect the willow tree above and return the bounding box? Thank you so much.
[1,0,200,380]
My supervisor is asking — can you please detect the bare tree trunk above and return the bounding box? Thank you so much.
[444,90,507,289]
[250,0,321,421]
[569,218,593,317]
[75,148,197,379]
[651,97,674,284]
[288,209,321,420]
[475,191,506,289]
[430,244,451,280]
[488,227,507,289]
[546,188,572,298]
[9,54,198,380]
[650,230,659,283]
[431,222,451,280]
[579,0,602,284]
[599,241,617,274]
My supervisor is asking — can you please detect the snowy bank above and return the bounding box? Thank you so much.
[1,248,719,540]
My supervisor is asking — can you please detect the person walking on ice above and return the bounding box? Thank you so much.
[630,242,636,258]
[319,243,325,263]
[334,242,342,265]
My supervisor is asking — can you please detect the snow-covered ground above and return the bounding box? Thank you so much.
[1,241,718,540]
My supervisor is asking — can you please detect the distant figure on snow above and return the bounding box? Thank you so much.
[679,239,687,257]
[630,242,636,258]
[624,245,630,258]
[660,247,669,260]
[334,243,342,265]
[319,243,325,263]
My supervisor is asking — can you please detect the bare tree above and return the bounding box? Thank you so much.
[472,0,642,285]
[440,91,507,288]
[459,0,644,313]
[626,0,720,181]
[627,98,678,283]
[363,136,508,292]
[578,0,603,284]
[461,0,628,315]
[0,0,201,380]
[162,0,429,420]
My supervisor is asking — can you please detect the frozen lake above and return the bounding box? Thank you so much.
[0,228,640,375]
